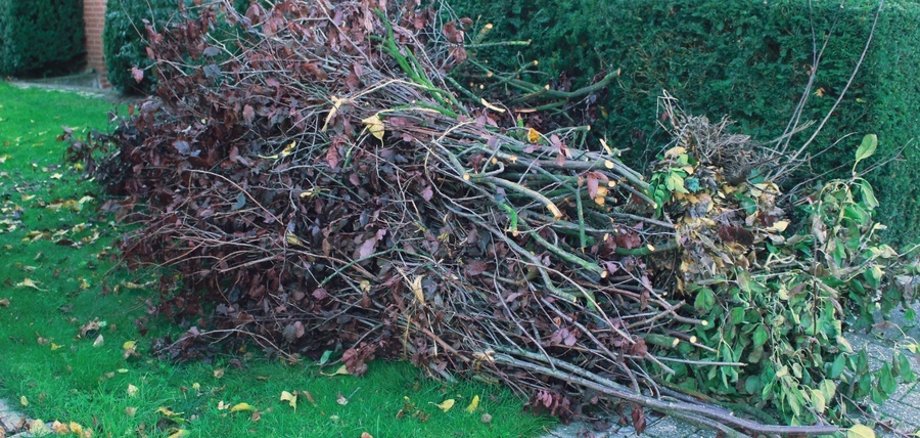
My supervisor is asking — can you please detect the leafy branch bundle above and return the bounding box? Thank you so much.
[68,0,918,435]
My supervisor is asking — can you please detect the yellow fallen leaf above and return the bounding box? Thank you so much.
[230,402,255,413]
[93,334,104,347]
[167,429,189,438]
[410,275,425,305]
[50,343,62,351]
[527,127,540,144]
[280,391,298,410]
[465,395,480,413]
[123,340,137,350]
[847,424,875,438]
[664,146,687,158]
[157,407,181,417]
[127,384,139,397]
[434,399,455,412]
[217,400,229,411]
[79,278,90,290]
[50,173,63,180]
[51,420,69,434]
[125,407,138,417]
[21,194,35,201]
[16,278,43,290]
[280,141,297,158]
[320,364,351,377]
[213,368,225,379]
[192,382,201,391]
[362,114,385,141]
[69,422,83,435]
[20,395,29,406]
[285,233,304,247]
[0,154,9,164]
[29,419,49,435]
[321,96,349,132]
[768,220,790,232]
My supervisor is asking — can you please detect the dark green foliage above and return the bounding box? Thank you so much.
[0,0,85,76]
[453,0,919,243]
[103,0,185,94]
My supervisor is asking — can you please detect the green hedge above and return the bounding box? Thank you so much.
[0,0,85,76]
[453,0,920,243]
[104,0,255,94]
[103,0,186,94]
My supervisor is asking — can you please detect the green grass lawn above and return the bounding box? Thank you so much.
[0,82,554,438]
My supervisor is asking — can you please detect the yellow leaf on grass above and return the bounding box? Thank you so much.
[321,364,351,377]
[362,114,385,141]
[50,173,63,180]
[465,395,480,413]
[230,402,255,413]
[848,424,875,438]
[280,391,298,410]
[20,395,28,406]
[157,407,183,418]
[123,341,137,350]
[16,278,43,290]
[51,420,69,434]
[50,343,62,351]
[21,194,35,201]
[167,429,189,438]
[527,127,540,144]
[68,422,83,435]
[434,399,455,412]
[127,384,139,397]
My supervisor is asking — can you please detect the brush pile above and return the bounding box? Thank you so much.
[68,0,918,435]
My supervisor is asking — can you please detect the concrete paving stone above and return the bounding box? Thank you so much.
[682,429,716,438]
[641,417,685,438]
[880,400,920,427]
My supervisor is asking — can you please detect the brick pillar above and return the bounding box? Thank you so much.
[83,0,109,88]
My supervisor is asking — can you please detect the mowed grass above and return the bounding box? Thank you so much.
[0,83,554,437]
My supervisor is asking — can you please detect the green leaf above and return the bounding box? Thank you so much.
[859,180,879,210]
[752,324,769,348]
[693,288,716,312]
[810,388,826,413]
[878,363,897,395]
[847,424,875,438]
[829,354,846,378]
[665,172,688,194]
[854,134,878,165]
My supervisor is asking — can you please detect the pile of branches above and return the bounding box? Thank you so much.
[68,0,917,435]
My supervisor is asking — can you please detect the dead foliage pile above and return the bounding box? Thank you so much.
[67,0,918,435]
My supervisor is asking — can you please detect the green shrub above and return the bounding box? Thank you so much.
[453,0,920,243]
[103,0,184,94]
[103,0,258,94]
[0,0,85,76]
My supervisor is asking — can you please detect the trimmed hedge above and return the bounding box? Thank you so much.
[453,0,920,243]
[103,0,183,94]
[0,0,85,76]
[104,0,254,94]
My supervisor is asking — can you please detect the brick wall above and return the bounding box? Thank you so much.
[83,0,108,87]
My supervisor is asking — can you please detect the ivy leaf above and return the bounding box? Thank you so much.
[854,134,878,166]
